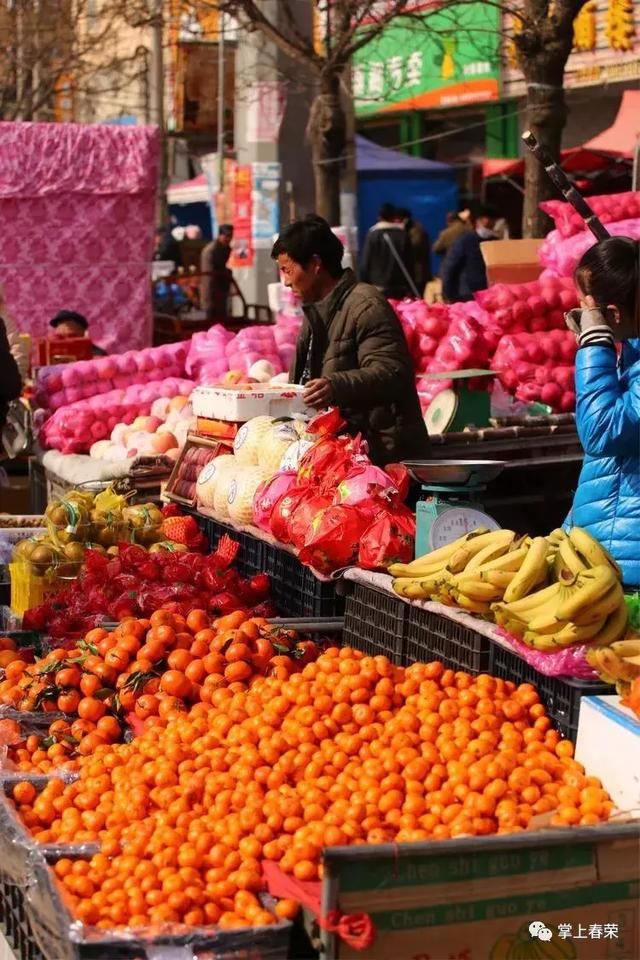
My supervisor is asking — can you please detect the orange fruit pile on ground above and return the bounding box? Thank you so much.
[12,649,612,931]
[0,611,318,772]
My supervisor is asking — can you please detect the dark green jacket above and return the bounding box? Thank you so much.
[291,270,431,466]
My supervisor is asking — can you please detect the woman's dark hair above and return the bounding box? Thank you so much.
[575,236,638,322]
[271,215,344,278]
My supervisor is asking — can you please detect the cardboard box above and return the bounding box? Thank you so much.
[481,239,543,286]
[576,696,640,814]
[324,825,640,959]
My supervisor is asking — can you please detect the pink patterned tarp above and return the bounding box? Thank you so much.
[0,122,159,354]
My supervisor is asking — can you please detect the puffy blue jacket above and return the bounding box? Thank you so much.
[567,338,640,587]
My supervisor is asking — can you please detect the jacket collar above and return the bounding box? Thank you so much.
[303,269,357,328]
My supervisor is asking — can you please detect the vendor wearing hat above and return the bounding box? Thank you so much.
[49,311,107,356]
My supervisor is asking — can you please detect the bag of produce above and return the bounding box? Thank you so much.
[358,504,416,570]
[252,471,299,532]
[540,190,640,239]
[227,467,272,525]
[334,463,399,511]
[287,491,333,550]
[298,504,371,574]
[269,486,309,544]
[233,416,275,466]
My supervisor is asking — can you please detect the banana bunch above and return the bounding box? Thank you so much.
[493,563,628,651]
[390,527,522,608]
[586,634,640,687]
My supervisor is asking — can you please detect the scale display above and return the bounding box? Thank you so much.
[429,506,500,549]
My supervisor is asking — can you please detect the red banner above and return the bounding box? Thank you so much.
[229,164,254,268]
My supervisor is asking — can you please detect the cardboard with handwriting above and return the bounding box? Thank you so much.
[325,825,639,960]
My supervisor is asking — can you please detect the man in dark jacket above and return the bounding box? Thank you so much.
[360,204,415,299]
[200,224,234,323]
[441,207,497,302]
[272,215,430,466]
[0,317,21,435]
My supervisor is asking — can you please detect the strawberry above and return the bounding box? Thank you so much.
[162,515,200,546]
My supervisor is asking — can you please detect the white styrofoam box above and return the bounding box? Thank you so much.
[576,695,640,813]
[192,385,311,423]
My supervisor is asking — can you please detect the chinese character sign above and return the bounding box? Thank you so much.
[353,1,500,116]
[229,165,254,269]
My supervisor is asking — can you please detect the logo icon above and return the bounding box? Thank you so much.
[529,921,553,942]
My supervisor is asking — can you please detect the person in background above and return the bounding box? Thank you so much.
[493,217,510,240]
[153,226,181,265]
[0,287,28,380]
[49,311,107,356]
[360,203,415,299]
[565,237,640,586]
[0,316,21,435]
[433,211,470,258]
[397,207,432,296]
[441,206,497,303]
[272,215,430,467]
[200,224,234,324]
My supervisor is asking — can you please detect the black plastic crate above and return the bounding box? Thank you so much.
[0,872,44,960]
[488,639,613,742]
[405,606,491,674]
[188,511,266,578]
[343,582,407,664]
[263,544,345,619]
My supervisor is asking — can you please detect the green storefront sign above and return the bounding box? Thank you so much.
[353,1,501,117]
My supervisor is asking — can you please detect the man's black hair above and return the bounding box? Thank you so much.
[219,224,233,237]
[271,215,344,279]
[50,310,89,331]
[379,203,396,222]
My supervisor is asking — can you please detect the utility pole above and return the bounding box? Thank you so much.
[150,0,167,224]
[217,10,225,194]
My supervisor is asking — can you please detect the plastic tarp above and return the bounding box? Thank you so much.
[584,90,640,158]
[0,122,159,354]
[167,173,208,204]
[355,135,453,173]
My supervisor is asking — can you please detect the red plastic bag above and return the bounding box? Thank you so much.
[298,435,358,487]
[358,504,416,570]
[287,491,333,550]
[298,505,371,574]
[270,486,311,544]
[305,407,347,437]
[334,464,399,508]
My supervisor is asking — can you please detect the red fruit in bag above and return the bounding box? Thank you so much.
[359,505,416,570]
[298,505,371,575]
[288,492,333,550]
[334,464,398,508]
[270,486,310,544]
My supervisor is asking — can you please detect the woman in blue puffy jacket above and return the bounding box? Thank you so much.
[567,236,640,587]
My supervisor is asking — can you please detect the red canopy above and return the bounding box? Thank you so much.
[584,90,640,158]
[483,146,618,180]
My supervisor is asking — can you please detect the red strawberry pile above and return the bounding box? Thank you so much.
[22,542,274,641]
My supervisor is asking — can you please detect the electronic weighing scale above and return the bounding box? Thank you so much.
[403,460,506,557]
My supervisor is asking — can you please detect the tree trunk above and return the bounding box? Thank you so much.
[306,73,345,225]
[522,79,567,237]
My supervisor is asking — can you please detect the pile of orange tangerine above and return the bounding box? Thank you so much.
[12,648,613,932]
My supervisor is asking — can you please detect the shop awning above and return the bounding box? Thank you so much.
[167,173,208,205]
[483,146,625,180]
[584,90,640,157]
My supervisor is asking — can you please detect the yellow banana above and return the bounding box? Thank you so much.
[464,536,515,572]
[475,546,529,577]
[586,646,624,683]
[389,559,447,578]
[569,526,622,579]
[610,637,640,659]
[454,593,492,615]
[553,537,587,578]
[447,529,516,574]
[572,583,625,625]
[390,528,490,576]
[451,578,502,602]
[555,565,618,621]
[546,528,568,546]
[484,569,517,589]
[503,537,550,603]
[493,581,562,617]
[589,602,629,647]
[524,617,607,649]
